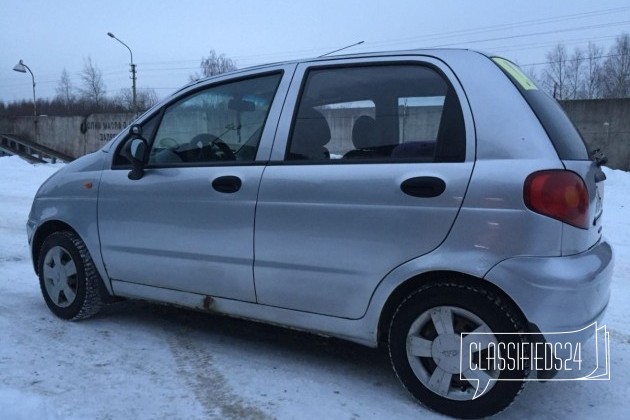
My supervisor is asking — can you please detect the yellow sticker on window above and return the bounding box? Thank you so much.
[492,57,538,91]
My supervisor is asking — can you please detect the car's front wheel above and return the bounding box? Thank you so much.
[38,231,104,320]
[388,280,528,418]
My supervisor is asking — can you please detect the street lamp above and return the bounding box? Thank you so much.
[13,59,37,117]
[107,32,137,114]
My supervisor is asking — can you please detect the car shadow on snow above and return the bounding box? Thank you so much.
[100,299,390,368]
[97,299,420,418]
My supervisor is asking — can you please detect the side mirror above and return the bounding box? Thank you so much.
[129,124,143,137]
[126,138,148,180]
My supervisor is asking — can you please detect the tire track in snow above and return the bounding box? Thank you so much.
[165,324,271,420]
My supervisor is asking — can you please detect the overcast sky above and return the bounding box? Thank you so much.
[2,0,629,103]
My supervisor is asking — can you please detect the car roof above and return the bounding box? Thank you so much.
[180,48,493,92]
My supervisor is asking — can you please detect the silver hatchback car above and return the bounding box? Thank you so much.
[27,49,613,418]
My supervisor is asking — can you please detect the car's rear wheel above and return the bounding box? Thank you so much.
[388,280,528,418]
[38,231,104,320]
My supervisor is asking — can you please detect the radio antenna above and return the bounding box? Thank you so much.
[318,41,365,58]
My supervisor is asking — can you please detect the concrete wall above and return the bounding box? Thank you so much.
[3,113,135,158]
[0,99,629,169]
[0,118,12,133]
[560,99,630,170]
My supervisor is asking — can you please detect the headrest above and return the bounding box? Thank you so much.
[292,108,331,147]
[352,116,378,149]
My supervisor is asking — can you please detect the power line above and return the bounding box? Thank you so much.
[487,35,619,55]
[428,20,630,48]
[97,7,630,70]
[361,6,630,49]
[3,6,629,101]
[519,53,624,68]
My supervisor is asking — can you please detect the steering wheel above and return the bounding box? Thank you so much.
[187,133,234,162]
[210,138,236,161]
[158,137,178,149]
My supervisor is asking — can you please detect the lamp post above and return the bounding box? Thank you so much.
[603,121,611,144]
[13,59,36,117]
[107,32,137,114]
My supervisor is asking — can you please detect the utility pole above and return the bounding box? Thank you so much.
[131,62,137,115]
[13,59,36,117]
[107,32,137,114]
[13,59,39,142]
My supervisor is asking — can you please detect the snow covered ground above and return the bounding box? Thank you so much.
[0,155,628,419]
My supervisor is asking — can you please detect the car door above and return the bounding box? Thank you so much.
[98,69,290,301]
[254,57,475,318]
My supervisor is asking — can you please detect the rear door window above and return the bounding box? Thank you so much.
[286,64,465,163]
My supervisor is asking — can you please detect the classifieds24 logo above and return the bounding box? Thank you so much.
[461,322,610,399]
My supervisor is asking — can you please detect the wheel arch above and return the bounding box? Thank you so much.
[32,220,78,275]
[376,270,529,347]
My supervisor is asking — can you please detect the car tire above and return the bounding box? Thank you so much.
[38,231,105,320]
[388,279,528,419]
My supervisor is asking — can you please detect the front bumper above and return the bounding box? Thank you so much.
[484,239,613,339]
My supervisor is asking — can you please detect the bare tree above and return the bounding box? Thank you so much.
[581,42,604,99]
[601,33,630,98]
[114,87,159,112]
[519,63,541,87]
[543,44,570,99]
[189,49,237,81]
[55,68,75,107]
[566,47,584,99]
[79,56,107,110]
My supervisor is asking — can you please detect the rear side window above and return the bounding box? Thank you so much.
[286,64,465,163]
[492,57,589,160]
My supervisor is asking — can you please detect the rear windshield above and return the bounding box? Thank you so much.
[492,57,589,160]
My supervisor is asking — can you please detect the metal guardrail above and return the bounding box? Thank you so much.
[0,134,74,164]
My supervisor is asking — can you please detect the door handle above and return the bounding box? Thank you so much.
[212,176,242,193]
[400,176,446,198]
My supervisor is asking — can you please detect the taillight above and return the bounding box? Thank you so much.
[524,170,589,229]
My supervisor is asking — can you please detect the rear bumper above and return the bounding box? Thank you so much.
[484,239,613,340]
